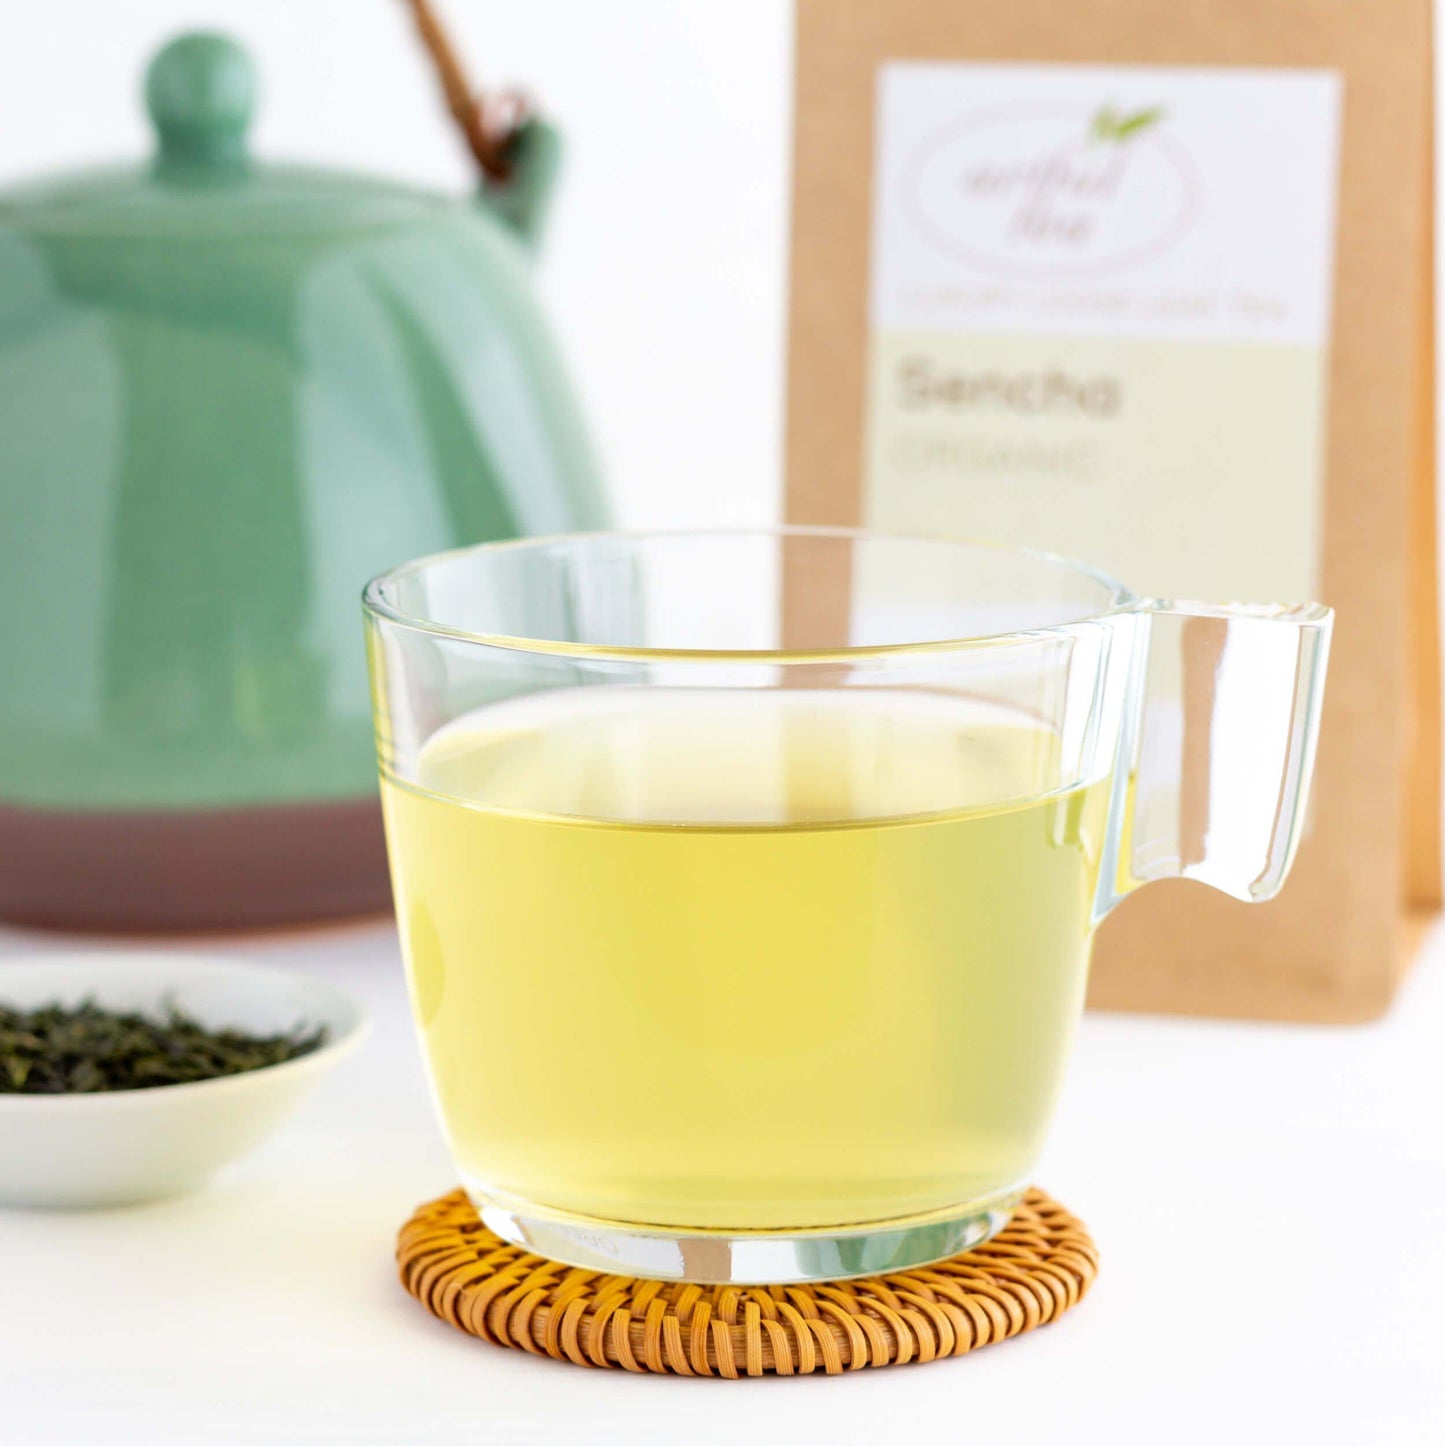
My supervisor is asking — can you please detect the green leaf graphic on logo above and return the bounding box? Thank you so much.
[1090,103,1165,144]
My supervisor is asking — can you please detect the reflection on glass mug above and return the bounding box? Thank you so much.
[365,529,1330,1283]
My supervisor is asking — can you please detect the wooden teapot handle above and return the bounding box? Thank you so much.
[400,0,532,184]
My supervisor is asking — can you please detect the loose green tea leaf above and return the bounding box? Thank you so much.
[0,999,326,1094]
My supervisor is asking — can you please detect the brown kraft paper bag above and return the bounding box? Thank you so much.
[783,0,1438,1021]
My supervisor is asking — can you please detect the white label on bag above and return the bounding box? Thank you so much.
[864,61,1342,602]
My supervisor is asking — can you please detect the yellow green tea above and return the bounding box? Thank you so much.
[381,688,1109,1232]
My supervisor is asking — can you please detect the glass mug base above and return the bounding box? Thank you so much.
[464,1175,1028,1284]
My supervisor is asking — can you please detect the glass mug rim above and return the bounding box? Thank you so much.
[361,524,1145,664]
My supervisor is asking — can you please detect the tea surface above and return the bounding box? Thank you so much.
[382,687,1109,1231]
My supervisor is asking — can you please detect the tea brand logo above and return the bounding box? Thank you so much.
[900,99,1198,280]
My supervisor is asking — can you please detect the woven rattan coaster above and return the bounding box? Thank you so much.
[397,1187,1097,1376]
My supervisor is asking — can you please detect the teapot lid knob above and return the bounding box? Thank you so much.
[145,32,255,166]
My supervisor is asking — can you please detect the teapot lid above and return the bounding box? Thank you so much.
[0,33,448,239]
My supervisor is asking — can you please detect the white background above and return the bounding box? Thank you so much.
[1,4,1443,1442]
[0,0,792,532]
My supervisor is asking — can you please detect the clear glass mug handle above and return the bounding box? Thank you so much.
[1100,600,1333,916]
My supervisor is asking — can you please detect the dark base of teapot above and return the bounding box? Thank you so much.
[0,796,393,934]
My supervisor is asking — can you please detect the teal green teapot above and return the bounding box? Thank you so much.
[0,32,606,930]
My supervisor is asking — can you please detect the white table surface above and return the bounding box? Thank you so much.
[3,916,1443,1446]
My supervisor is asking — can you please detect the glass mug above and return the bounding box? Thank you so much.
[364,529,1330,1283]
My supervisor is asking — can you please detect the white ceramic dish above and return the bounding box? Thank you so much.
[0,953,369,1208]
